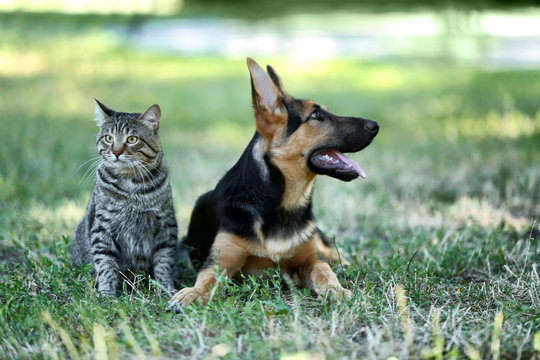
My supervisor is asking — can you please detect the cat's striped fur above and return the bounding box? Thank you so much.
[70,100,180,297]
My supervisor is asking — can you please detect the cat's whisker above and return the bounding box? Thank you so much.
[137,165,154,185]
[134,161,151,180]
[128,159,144,180]
[129,159,146,180]
[129,161,145,182]
[73,156,101,176]
[135,161,159,184]
[79,159,102,186]
[146,162,164,177]
[138,164,150,183]
[80,165,100,187]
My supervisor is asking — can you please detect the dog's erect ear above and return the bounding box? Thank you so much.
[140,104,161,132]
[266,65,287,96]
[247,57,287,139]
[93,98,114,127]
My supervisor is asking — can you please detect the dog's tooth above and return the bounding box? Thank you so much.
[323,154,333,162]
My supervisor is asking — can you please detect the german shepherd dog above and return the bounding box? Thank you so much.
[170,58,379,307]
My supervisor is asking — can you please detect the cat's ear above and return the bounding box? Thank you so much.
[93,98,114,127]
[140,104,161,132]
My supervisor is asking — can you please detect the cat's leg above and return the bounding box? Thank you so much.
[91,223,120,297]
[151,216,178,293]
[169,232,248,307]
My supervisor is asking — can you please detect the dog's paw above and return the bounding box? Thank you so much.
[338,288,353,299]
[317,287,352,302]
[168,287,208,309]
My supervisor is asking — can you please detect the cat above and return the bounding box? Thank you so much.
[70,99,181,297]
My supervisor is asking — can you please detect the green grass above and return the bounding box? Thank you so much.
[1,13,539,360]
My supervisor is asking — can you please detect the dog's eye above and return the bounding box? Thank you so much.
[310,109,322,121]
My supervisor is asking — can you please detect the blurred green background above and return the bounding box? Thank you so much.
[0,1,539,358]
[1,0,538,230]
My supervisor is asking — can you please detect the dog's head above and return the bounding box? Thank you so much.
[247,58,379,183]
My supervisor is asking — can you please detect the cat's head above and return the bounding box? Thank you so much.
[93,99,163,175]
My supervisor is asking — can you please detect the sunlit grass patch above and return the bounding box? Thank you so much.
[28,202,85,230]
[448,196,532,230]
[445,110,540,140]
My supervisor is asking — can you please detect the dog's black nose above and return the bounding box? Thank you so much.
[364,120,379,134]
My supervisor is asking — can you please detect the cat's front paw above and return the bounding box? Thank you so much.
[98,288,117,299]
[168,287,209,308]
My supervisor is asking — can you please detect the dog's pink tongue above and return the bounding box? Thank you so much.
[329,150,366,178]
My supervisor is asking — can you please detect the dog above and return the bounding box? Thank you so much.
[170,58,379,307]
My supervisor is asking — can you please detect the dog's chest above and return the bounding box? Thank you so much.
[252,219,316,260]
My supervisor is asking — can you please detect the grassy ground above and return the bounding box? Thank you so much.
[0,13,539,360]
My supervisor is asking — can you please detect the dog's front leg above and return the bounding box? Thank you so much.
[307,259,352,300]
[295,239,351,299]
[169,232,249,307]
[292,239,352,300]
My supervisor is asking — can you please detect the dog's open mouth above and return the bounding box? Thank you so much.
[309,149,366,181]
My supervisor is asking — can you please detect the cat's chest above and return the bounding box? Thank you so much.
[110,206,162,257]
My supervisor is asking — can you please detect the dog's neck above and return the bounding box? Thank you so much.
[276,166,315,210]
[253,134,316,210]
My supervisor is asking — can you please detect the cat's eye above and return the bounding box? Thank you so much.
[127,136,138,144]
[104,135,114,143]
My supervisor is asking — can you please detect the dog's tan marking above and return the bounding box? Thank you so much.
[241,256,277,278]
[270,119,333,209]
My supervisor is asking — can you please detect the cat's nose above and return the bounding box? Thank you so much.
[113,151,122,159]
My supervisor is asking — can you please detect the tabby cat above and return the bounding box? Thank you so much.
[70,99,179,297]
